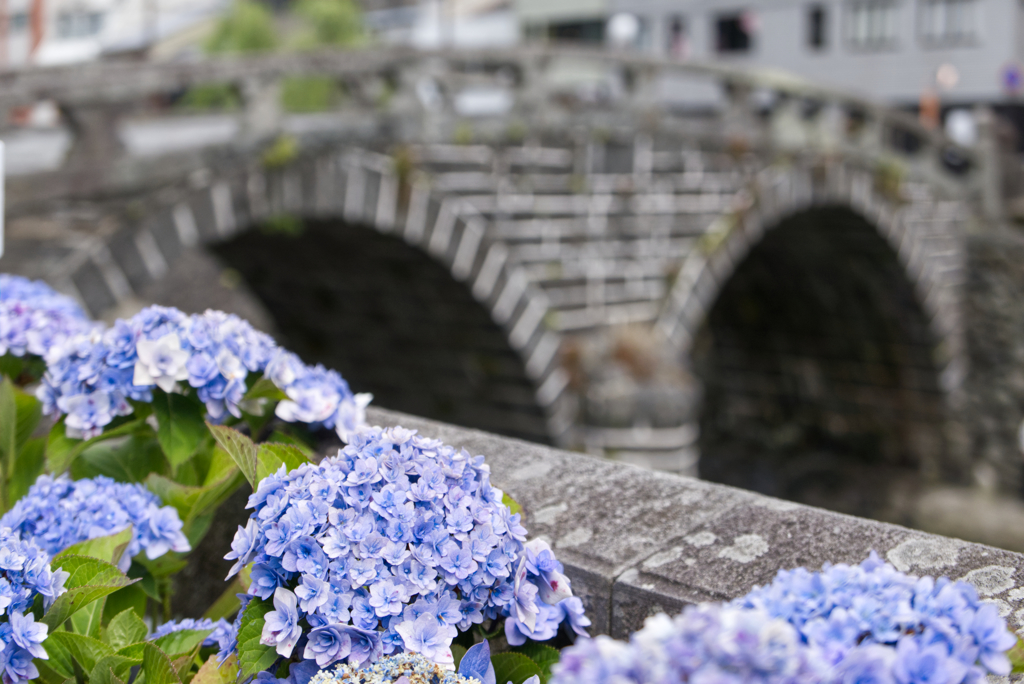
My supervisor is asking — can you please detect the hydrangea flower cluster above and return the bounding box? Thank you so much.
[224,426,577,672]
[0,527,69,684]
[37,304,370,441]
[550,553,1019,684]
[151,617,235,651]
[1,475,191,571]
[734,551,1017,683]
[309,652,484,684]
[553,604,825,684]
[0,274,92,359]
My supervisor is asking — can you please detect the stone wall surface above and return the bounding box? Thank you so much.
[366,406,1024,644]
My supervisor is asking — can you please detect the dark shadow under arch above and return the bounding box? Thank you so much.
[691,206,951,521]
[211,218,552,444]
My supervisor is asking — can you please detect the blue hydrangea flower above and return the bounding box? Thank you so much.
[551,604,826,684]
[1,475,190,570]
[225,426,580,672]
[0,274,93,360]
[735,552,1018,682]
[38,305,370,441]
[0,527,68,684]
[551,553,1019,684]
[150,617,235,651]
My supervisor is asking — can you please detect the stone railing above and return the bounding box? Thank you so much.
[0,45,996,218]
[367,406,1024,639]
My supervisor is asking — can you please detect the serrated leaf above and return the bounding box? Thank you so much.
[45,631,115,679]
[43,555,138,629]
[153,393,208,471]
[153,629,213,658]
[107,609,149,650]
[142,642,183,684]
[91,653,141,684]
[207,424,258,489]
[94,667,128,684]
[47,416,147,474]
[255,443,309,482]
[57,527,133,566]
[502,493,522,517]
[192,654,238,684]
[513,643,560,683]
[491,653,542,684]
[236,596,277,679]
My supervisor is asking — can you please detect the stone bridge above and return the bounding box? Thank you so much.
[3,46,1023,530]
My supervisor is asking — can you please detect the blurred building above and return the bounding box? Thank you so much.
[518,0,1024,109]
[365,0,518,47]
[0,0,226,67]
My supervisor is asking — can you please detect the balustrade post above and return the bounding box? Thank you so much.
[768,96,809,154]
[59,101,127,173]
[974,105,1004,223]
[240,75,283,143]
[720,78,762,155]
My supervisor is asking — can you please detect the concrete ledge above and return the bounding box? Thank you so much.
[367,407,1024,640]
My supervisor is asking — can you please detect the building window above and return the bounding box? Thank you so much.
[547,20,604,43]
[808,5,828,49]
[715,12,753,53]
[919,0,976,44]
[56,10,103,38]
[847,0,898,49]
[9,12,28,31]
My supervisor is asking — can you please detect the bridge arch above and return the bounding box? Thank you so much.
[657,163,971,517]
[58,147,571,445]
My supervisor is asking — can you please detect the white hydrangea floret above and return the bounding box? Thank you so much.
[133,332,189,392]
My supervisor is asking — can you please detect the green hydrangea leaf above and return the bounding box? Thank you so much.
[153,393,208,471]
[256,443,309,481]
[502,493,522,517]
[153,628,213,659]
[1009,636,1024,674]
[193,654,238,684]
[46,415,148,474]
[55,527,133,566]
[107,609,149,651]
[44,631,115,679]
[237,596,278,679]
[208,424,258,488]
[491,652,543,684]
[513,643,561,683]
[43,555,138,629]
[141,642,184,684]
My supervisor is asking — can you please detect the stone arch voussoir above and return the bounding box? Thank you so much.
[657,160,967,401]
[55,146,574,446]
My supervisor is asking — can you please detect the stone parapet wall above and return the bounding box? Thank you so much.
[366,406,1024,641]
